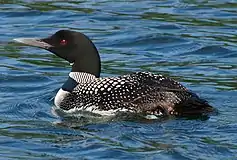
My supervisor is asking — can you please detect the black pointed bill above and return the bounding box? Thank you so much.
[13,38,53,49]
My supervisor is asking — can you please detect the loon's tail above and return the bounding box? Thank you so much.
[174,95,216,116]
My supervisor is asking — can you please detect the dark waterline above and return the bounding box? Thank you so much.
[0,0,237,159]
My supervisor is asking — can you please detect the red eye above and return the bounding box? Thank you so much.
[60,39,67,45]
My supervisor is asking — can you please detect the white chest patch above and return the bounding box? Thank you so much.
[54,89,70,108]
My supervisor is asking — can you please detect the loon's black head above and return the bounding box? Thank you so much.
[14,30,101,77]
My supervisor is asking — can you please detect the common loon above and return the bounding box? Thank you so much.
[14,30,214,117]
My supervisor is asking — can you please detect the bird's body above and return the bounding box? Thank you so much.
[55,71,188,116]
[14,30,214,118]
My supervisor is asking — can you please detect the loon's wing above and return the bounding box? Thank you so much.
[121,72,213,116]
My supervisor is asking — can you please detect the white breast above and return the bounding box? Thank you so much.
[54,88,70,108]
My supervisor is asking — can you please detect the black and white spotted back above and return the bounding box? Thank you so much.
[56,72,195,116]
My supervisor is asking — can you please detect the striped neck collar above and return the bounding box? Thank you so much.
[69,72,97,84]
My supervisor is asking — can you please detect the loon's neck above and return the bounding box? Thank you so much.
[71,38,101,78]
[69,72,97,83]
[62,72,96,92]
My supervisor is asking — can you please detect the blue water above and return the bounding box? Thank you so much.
[1,1,237,159]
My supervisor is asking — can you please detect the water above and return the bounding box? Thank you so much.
[0,0,237,159]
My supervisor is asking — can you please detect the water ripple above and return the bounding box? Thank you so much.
[0,0,237,159]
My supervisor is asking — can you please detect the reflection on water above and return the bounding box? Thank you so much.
[0,0,237,159]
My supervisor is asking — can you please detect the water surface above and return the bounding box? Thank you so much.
[0,0,237,159]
